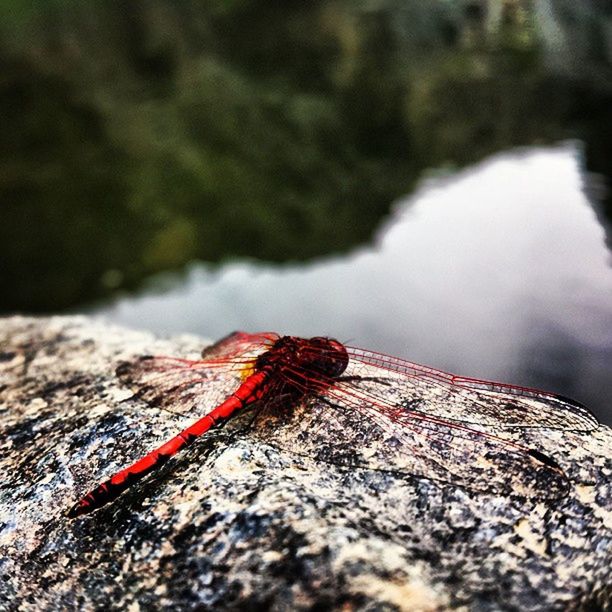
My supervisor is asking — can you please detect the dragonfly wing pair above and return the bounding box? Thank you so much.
[115,332,598,502]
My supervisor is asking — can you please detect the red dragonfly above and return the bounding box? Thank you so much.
[68,332,598,518]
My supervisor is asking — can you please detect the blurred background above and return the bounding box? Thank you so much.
[1,1,611,423]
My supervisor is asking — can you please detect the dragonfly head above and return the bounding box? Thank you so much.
[256,335,349,383]
[301,337,349,378]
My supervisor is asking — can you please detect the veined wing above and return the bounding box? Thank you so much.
[254,357,581,499]
[325,375,570,499]
[346,346,599,432]
[116,331,277,417]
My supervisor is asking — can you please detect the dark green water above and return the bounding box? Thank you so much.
[1,2,611,421]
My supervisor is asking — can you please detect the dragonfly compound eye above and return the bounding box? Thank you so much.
[305,337,349,378]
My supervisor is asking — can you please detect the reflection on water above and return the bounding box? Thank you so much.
[95,143,612,424]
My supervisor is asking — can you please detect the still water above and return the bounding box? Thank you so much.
[95,142,612,424]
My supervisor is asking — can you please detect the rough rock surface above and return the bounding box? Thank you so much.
[0,316,610,611]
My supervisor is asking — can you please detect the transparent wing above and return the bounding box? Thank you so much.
[253,371,570,499]
[116,331,277,416]
[346,346,598,432]
[249,351,586,499]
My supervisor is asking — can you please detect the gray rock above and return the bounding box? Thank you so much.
[0,316,610,611]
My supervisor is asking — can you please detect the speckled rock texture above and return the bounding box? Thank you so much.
[0,316,610,611]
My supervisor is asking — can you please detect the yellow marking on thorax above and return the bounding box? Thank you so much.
[239,360,257,381]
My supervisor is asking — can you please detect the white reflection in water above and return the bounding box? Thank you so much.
[96,143,612,422]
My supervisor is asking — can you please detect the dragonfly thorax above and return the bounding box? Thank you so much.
[256,336,349,389]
